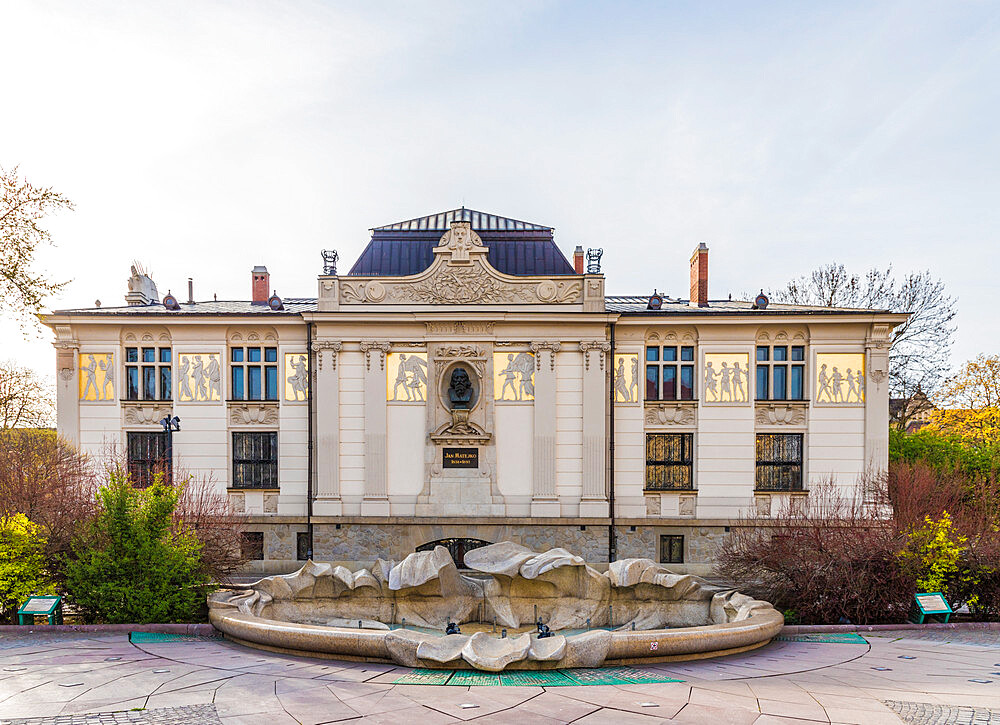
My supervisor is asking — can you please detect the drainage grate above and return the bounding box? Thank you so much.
[775,633,868,644]
[129,631,223,643]
[394,666,685,686]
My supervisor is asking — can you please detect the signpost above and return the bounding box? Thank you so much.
[17,596,63,625]
[910,592,952,624]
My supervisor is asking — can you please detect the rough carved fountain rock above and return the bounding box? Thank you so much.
[208,542,783,671]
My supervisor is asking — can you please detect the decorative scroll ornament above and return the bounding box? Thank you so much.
[579,341,611,371]
[754,403,807,426]
[123,403,173,426]
[229,403,280,426]
[359,341,392,371]
[644,403,697,426]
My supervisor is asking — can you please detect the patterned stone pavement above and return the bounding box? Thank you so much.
[0,629,996,724]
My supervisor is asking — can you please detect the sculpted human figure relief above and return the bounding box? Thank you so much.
[815,354,865,403]
[177,353,222,402]
[286,353,309,401]
[704,354,749,403]
[613,354,638,403]
[388,353,428,402]
[79,353,114,401]
[493,352,535,402]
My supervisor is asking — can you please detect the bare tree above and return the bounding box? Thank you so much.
[0,360,55,429]
[1,166,74,329]
[771,264,955,430]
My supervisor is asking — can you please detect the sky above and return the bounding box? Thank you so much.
[3,0,998,380]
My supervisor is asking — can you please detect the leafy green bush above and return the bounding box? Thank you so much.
[889,428,1000,481]
[63,470,212,623]
[899,511,981,611]
[0,514,53,623]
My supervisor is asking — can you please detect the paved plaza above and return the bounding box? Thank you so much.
[0,629,997,724]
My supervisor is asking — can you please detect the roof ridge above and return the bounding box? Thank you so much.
[372,207,552,232]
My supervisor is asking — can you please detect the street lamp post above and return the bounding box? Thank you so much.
[159,415,181,483]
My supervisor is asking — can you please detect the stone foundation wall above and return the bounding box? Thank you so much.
[240,520,733,577]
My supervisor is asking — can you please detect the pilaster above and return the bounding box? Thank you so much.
[360,340,391,515]
[865,325,892,482]
[530,342,560,516]
[312,339,342,515]
[53,327,79,448]
[579,341,611,516]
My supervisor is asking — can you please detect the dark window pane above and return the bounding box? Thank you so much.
[297,532,309,561]
[248,367,262,400]
[645,434,693,491]
[232,432,278,489]
[773,365,787,400]
[248,348,261,363]
[662,366,677,400]
[756,365,769,400]
[660,535,684,564]
[646,365,659,400]
[142,348,155,363]
[241,532,264,561]
[681,346,694,361]
[142,367,156,400]
[756,346,769,362]
[680,365,694,400]
[265,366,278,400]
[231,348,244,363]
[232,367,245,400]
[126,348,138,363]
[126,367,139,400]
[159,348,171,363]
[663,346,677,362]
[127,431,167,488]
[755,434,803,491]
[646,347,659,362]
[774,346,787,361]
[265,347,277,363]
[790,366,803,400]
[791,346,804,361]
[159,367,171,401]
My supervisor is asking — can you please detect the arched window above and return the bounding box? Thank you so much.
[416,538,492,568]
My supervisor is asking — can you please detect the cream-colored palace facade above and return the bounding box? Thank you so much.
[44,209,906,574]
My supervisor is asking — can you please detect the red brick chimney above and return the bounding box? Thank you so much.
[252,266,269,304]
[689,243,709,308]
[573,246,584,274]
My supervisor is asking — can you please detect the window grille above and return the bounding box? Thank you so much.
[232,432,278,489]
[645,433,694,491]
[755,433,804,491]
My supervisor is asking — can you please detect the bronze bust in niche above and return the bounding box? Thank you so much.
[448,367,474,409]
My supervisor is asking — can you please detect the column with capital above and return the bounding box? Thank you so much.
[579,341,611,516]
[360,341,391,515]
[313,340,342,515]
[530,342,561,516]
[864,326,892,484]
[53,333,80,447]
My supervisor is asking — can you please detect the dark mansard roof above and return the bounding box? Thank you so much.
[347,207,575,277]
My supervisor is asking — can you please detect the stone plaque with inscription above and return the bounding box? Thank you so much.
[443,448,478,468]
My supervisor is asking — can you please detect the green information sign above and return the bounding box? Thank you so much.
[17,595,63,625]
[910,592,952,624]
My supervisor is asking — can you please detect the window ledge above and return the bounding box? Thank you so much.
[644,488,696,493]
[754,399,809,406]
[228,487,280,492]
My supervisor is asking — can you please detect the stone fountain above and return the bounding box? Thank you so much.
[208,542,782,671]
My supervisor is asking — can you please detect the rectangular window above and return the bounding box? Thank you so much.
[297,532,310,561]
[646,344,696,401]
[230,347,278,401]
[232,432,278,489]
[645,433,693,491]
[126,431,167,488]
[125,346,172,401]
[757,345,805,401]
[755,433,803,491]
[241,532,264,561]
[660,535,684,564]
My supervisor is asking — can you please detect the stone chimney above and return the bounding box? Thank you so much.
[252,266,269,304]
[689,243,709,308]
[573,246,584,274]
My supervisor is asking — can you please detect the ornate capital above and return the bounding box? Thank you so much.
[579,341,611,371]
[359,340,391,371]
[866,324,893,350]
[529,341,562,371]
[311,340,342,371]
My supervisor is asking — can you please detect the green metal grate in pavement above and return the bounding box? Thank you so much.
[446,670,502,686]
[129,631,223,643]
[775,633,868,644]
[393,666,685,686]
